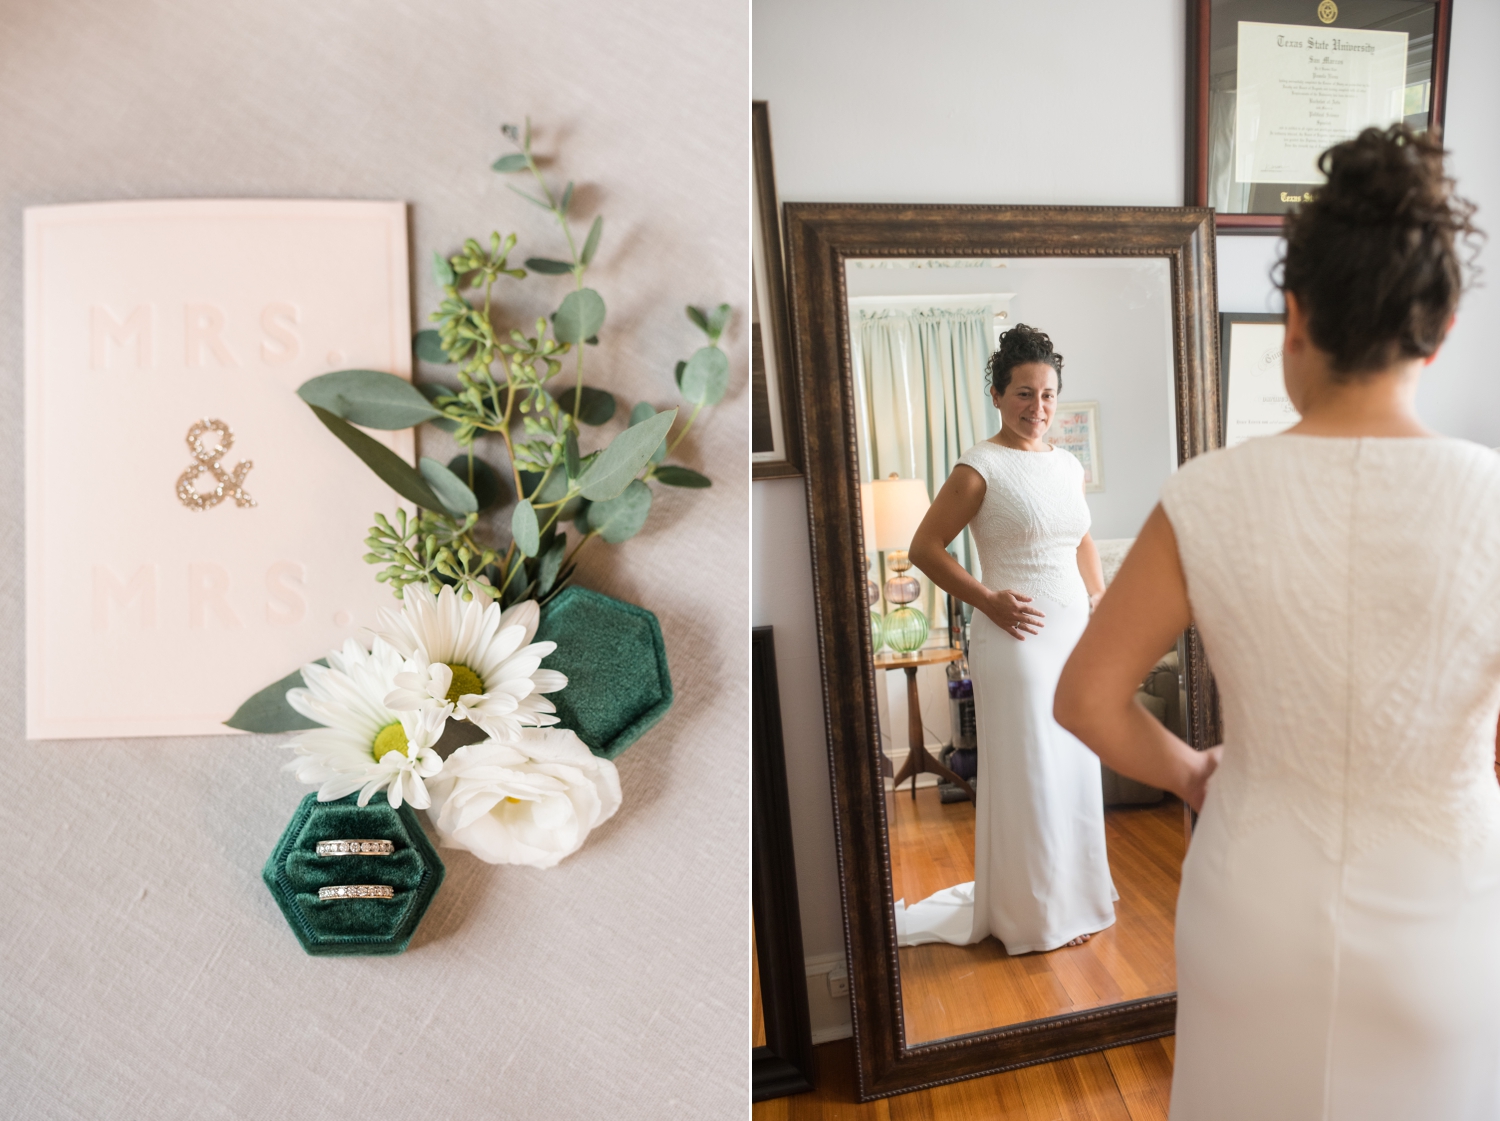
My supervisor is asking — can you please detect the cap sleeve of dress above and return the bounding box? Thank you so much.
[955,442,994,481]
[1157,447,1239,608]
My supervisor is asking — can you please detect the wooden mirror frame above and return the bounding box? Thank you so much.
[783,203,1224,1100]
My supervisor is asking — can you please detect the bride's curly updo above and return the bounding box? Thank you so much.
[986,323,1064,396]
[1280,123,1482,376]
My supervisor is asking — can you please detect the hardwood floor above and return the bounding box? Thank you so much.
[751,1036,1175,1120]
[754,922,767,1048]
[889,786,1185,1043]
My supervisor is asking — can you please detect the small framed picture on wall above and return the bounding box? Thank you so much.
[752,101,803,479]
[1221,312,1299,446]
[1187,0,1454,232]
[1050,401,1103,492]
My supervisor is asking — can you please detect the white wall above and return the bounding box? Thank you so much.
[754,0,1500,1041]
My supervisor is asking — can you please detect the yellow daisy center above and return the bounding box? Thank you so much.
[372,722,410,761]
[445,662,485,704]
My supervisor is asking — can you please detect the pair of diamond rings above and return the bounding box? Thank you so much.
[315,839,396,902]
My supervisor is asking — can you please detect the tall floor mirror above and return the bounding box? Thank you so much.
[785,204,1221,1100]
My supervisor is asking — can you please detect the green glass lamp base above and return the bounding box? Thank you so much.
[883,606,929,653]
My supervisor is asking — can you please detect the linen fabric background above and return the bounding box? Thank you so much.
[0,2,749,1118]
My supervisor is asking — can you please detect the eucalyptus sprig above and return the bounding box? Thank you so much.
[294,120,730,610]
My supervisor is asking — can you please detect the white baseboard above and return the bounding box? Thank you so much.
[881,745,945,791]
[803,952,853,1045]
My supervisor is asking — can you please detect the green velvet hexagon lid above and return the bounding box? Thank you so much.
[535,586,672,760]
[263,792,445,956]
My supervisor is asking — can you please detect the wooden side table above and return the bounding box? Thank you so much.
[875,646,971,801]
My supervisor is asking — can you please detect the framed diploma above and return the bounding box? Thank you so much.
[1188,0,1454,232]
[1221,312,1300,446]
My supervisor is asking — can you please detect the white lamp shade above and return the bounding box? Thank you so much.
[859,483,879,557]
[869,476,931,551]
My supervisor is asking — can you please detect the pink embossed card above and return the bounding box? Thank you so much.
[25,200,413,739]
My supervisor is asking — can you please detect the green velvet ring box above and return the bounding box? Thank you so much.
[263,793,445,956]
[535,585,673,760]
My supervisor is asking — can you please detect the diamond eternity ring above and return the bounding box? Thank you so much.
[318,885,395,901]
[316,839,395,857]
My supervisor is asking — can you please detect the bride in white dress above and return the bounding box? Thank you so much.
[899,324,1116,954]
[1056,124,1497,1119]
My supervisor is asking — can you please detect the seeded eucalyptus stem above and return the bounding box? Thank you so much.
[342,121,728,610]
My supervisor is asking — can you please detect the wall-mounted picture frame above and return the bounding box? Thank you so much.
[1049,400,1103,492]
[752,101,804,479]
[1187,0,1454,233]
[1221,311,1299,445]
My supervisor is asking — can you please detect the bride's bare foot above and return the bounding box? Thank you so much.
[1063,933,1091,947]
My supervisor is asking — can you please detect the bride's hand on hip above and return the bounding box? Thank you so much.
[1181,745,1223,812]
[982,589,1044,640]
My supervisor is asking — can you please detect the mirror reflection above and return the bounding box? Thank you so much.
[849,257,1188,1044]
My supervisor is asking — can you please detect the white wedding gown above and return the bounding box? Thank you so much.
[896,439,1117,954]
[1162,436,1500,1120]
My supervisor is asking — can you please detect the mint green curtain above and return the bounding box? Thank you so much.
[851,306,993,633]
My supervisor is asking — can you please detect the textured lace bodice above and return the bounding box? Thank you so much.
[1162,436,1500,860]
[956,440,1090,606]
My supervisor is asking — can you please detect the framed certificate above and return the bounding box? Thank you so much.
[1188,0,1454,233]
[1221,312,1299,446]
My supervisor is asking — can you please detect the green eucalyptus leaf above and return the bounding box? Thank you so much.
[308,406,446,509]
[419,457,478,516]
[680,346,730,406]
[448,454,506,510]
[585,335,599,346]
[560,181,574,214]
[537,538,567,596]
[587,479,653,543]
[508,184,553,210]
[555,385,616,425]
[491,153,529,173]
[297,369,442,429]
[418,383,460,434]
[512,499,540,557]
[565,431,581,478]
[581,216,603,265]
[553,288,606,344]
[520,468,570,505]
[578,408,677,501]
[224,661,326,732]
[525,257,575,275]
[573,501,593,537]
[708,303,732,338]
[653,465,712,488]
[413,330,450,364]
[675,360,686,388]
[629,401,668,463]
[685,305,710,334]
[433,251,456,287]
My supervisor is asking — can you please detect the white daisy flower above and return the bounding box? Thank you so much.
[374,586,568,743]
[283,637,447,809]
[424,728,622,868]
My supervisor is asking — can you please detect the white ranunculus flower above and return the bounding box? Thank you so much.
[374,586,568,743]
[425,728,622,868]
[283,638,447,809]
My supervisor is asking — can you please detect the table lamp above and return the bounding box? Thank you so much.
[870,473,931,653]
[860,482,885,650]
